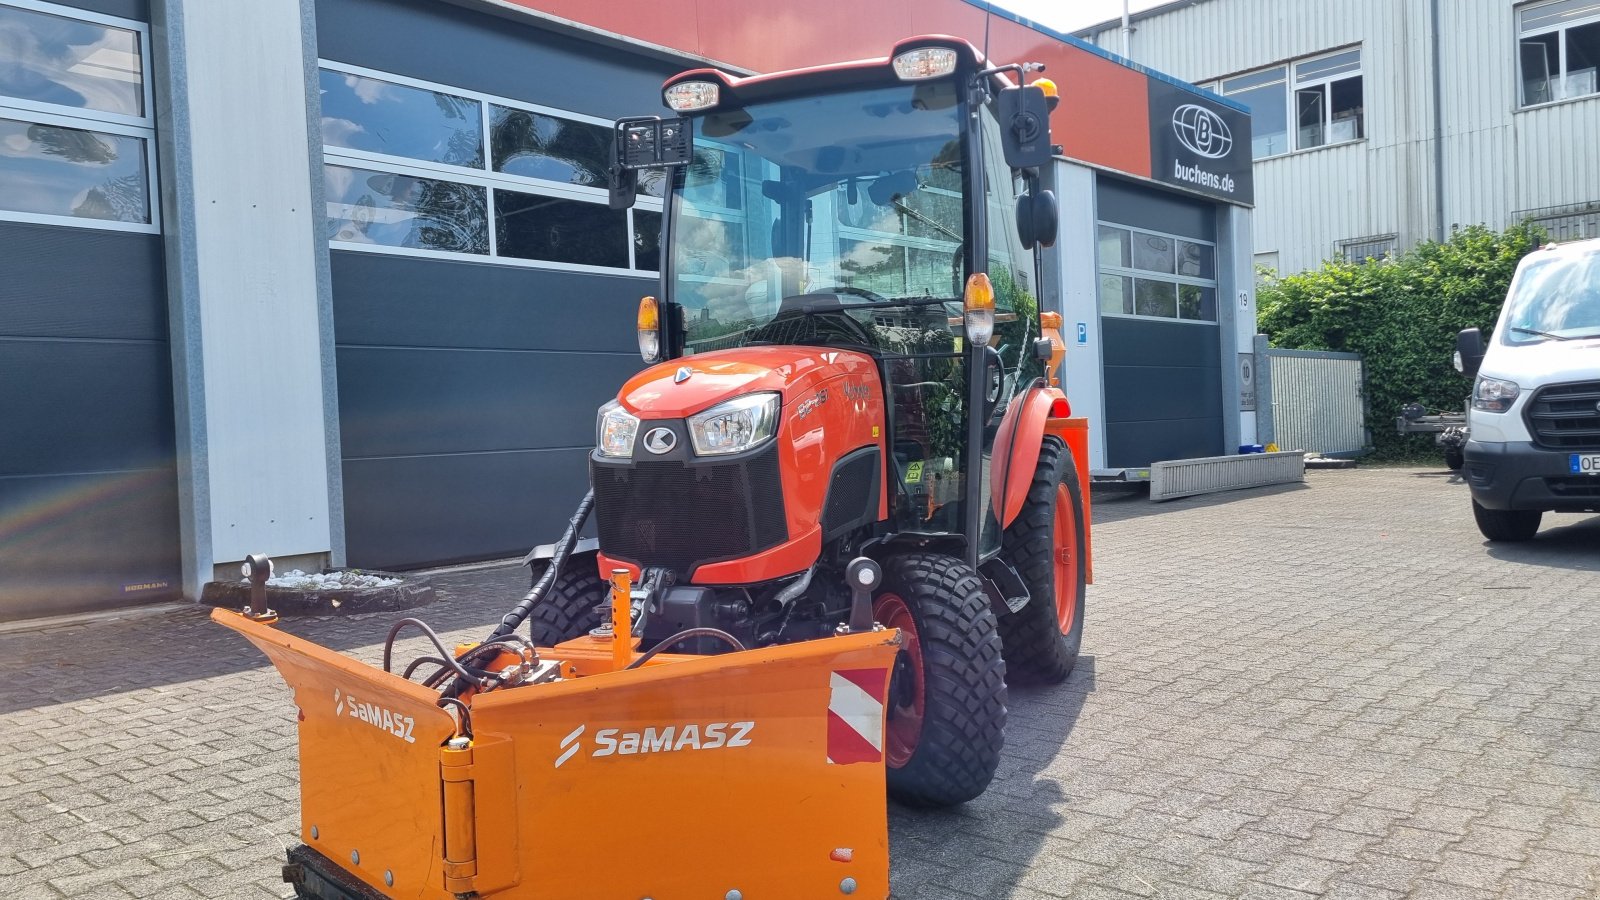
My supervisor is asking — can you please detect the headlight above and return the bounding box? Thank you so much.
[1472,375,1520,412]
[688,393,780,456]
[597,400,640,457]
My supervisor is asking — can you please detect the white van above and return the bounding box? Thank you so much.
[1457,237,1600,541]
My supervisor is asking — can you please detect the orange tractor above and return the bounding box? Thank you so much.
[218,35,1090,900]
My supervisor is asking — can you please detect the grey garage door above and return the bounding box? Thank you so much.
[1096,177,1225,468]
[0,0,181,618]
[317,0,683,568]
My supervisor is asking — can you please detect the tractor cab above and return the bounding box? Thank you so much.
[612,37,1062,564]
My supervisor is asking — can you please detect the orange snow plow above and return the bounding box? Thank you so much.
[217,598,899,900]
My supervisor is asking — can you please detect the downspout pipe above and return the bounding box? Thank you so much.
[1121,0,1133,57]
[1430,0,1446,242]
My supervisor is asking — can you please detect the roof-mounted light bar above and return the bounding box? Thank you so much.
[892,47,959,81]
[664,80,720,112]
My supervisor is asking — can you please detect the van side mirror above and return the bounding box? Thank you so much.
[996,85,1053,170]
[1015,189,1059,250]
[1457,328,1486,379]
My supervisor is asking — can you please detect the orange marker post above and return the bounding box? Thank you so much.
[610,568,633,670]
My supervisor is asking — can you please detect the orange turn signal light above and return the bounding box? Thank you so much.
[963,273,995,345]
[637,296,661,362]
[1033,77,1060,111]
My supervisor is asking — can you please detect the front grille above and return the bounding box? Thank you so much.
[1546,476,1600,498]
[592,448,787,573]
[1525,381,1600,450]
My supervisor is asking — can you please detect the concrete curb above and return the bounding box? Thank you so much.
[198,570,437,616]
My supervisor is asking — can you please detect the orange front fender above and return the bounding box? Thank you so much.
[990,385,1063,529]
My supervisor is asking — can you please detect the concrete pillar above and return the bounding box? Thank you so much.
[1049,159,1107,471]
[1215,203,1257,452]
[152,0,342,597]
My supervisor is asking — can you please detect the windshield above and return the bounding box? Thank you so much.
[1501,247,1600,343]
[669,82,966,354]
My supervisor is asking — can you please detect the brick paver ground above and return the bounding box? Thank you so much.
[2,466,1597,899]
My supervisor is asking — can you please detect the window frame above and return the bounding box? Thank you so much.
[318,59,663,275]
[0,0,159,234]
[1209,45,1365,161]
[1337,234,1398,264]
[1516,0,1600,109]
[1096,221,1220,325]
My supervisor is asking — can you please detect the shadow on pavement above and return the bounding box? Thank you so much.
[1485,513,1600,569]
[887,656,1095,896]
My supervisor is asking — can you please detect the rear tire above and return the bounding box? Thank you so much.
[1472,500,1542,542]
[996,436,1086,685]
[527,556,607,645]
[875,552,1008,808]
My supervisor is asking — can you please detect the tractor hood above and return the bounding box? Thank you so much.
[619,346,878,419]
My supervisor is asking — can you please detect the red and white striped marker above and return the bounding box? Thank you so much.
[826,668,888,765]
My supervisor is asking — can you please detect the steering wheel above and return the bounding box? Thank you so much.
[808,285,889,303]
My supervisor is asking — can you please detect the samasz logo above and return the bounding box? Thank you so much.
[333,688,416,744]
[554,720,754,768]
[1172,104,1233,159]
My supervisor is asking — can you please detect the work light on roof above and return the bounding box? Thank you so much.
[664,81,720,112]
[892,47,959,81]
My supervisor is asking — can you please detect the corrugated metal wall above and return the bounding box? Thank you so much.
[1267,349,1367,456]
[1082,0,1600,274]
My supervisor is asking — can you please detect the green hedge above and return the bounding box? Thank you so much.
[1257,224,1546,457]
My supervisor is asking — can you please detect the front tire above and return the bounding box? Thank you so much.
[527,555,608,645]
[1443,447,1465,470]
[996,436,1086,684]
[1472,500,1541,542]
[874,552,1008,807]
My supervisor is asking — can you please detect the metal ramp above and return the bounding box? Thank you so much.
[1149,451,1307,502]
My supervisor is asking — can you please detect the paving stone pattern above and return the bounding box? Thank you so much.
[1,467,1597,899]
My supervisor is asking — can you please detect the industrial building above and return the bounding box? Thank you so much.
[1078,0,1600,275]
[0,0,1260,617]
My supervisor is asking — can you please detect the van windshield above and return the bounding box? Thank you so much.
[1502,247,1600,343]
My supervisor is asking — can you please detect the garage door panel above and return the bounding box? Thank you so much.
[1106,419,1223,469]
[0,225,166,342]
[0,467,181,618]
[337,347,638,459]
[0,339,175,478]
[1100,316,1219,369]
[1103,364,1223,423]
[330,251,648,353]
[342,448,590,569]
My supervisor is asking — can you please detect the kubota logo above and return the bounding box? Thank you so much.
[554,720,754,768]
[1172,104,1233,159]
[333,688,416,744]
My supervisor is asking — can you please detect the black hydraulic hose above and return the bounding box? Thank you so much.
[402,656,449,681]
[488,490,595,642]
[624,628,746,670]
[438,697,473,740]
[383,618,483,688]
[423,640,530,689]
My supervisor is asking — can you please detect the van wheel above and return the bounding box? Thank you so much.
[1471,500,1541,542]
[1443,447,1464,471]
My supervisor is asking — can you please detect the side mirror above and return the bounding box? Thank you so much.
[1015,189,1059,251]
[996,85,1053,170]
[610,116,693,211]
[1456,328,1486,379]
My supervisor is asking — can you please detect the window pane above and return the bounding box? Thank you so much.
[1134,280,1178,318]
[677,215,746,276]
[633,209,661,271]
[1521,34,1561,105]
[324,164,487,253]
[683,146,743,210]
[0,6,143,116]
[1329,77,1364,142]
[490,106,610,187]
[0,118,147,222]
[1222,66,1286,94]
[1177,240,1216,279]
[496,190,628,267]
[1297,86,1326,148]
[1178,284,1217,320]
[1097,225,1131,268]
[1296,49,1361,83]
[1099,274,1132,315]
[319,70,482,168]
[1521,0,1600,34]
[1566,21,1600,98]
[1231,82,1289,157]
[1131,232,1175,274]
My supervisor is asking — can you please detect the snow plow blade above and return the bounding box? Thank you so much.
[215,608,901,899]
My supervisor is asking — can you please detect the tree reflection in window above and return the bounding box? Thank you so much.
[0,119,148,223]
[324,164,488,254]
[490,106,609,186]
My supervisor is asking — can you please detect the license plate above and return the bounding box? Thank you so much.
[1570,453,1600,475]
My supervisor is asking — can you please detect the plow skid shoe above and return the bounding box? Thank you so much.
[216,610,901,899]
